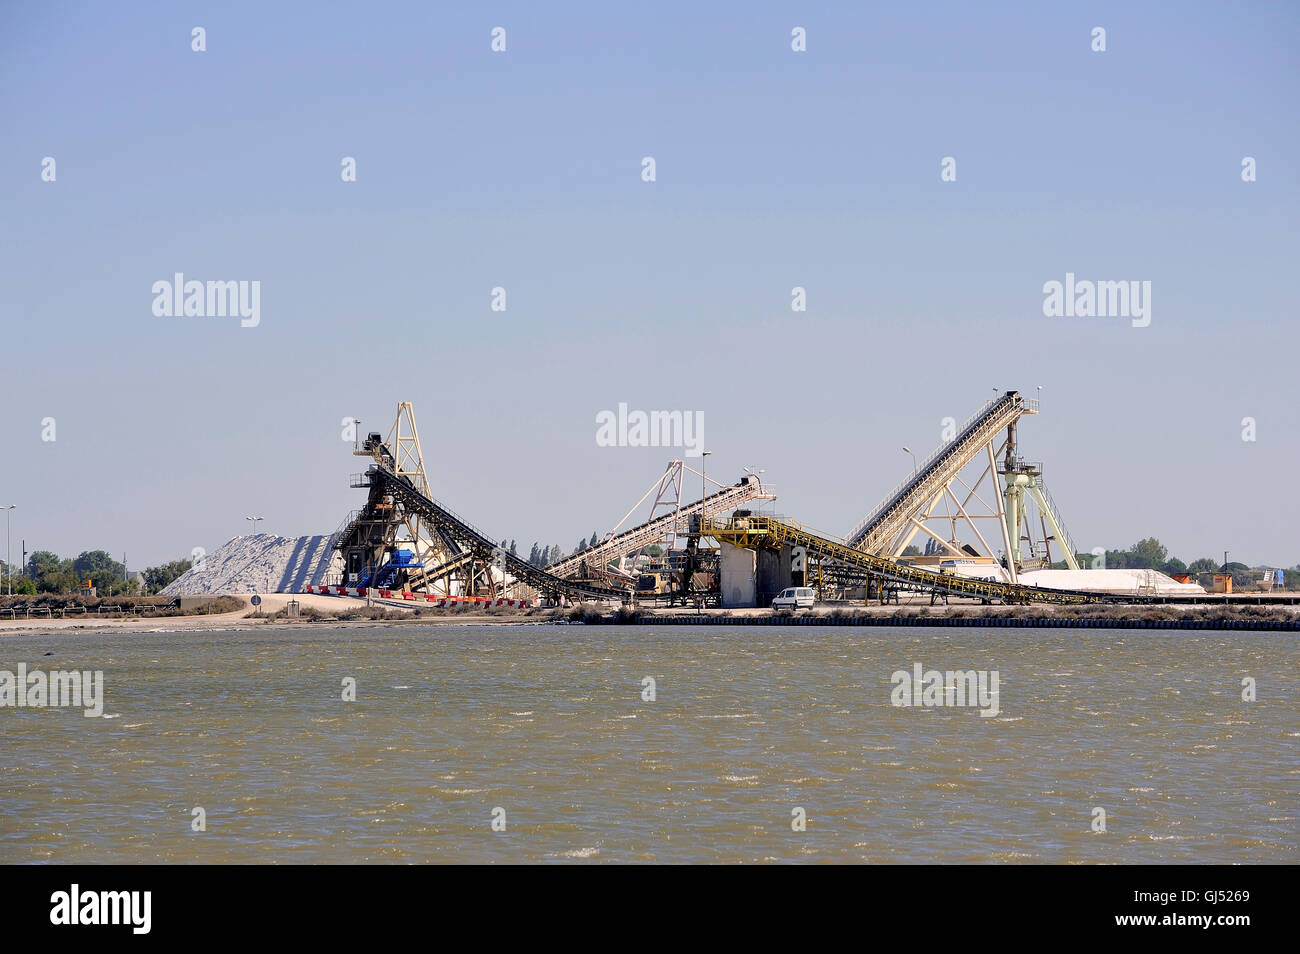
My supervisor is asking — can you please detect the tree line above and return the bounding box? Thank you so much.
[0,551,193,596]
[901,537,1293,589]
[1059,537,1296,588]
[519,533,602,568]
[5,535,1291,597]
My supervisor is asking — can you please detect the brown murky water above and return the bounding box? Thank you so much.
[1,625,1295,863]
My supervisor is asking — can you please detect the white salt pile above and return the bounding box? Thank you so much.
[1017,568,1206,596]
[160,533,343,596]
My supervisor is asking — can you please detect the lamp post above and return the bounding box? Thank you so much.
[246,515,264,536]
[902,446,917,475]
[700,451,712,532]
[699,451,712,610]
[4,505,14,596]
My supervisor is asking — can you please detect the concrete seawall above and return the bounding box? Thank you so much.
[622,614,1300,631]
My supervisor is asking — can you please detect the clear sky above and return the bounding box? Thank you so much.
[2,1,1296,570]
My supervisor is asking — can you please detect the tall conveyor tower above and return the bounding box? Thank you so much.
[332,403,769,602]
[845,390,1080,583]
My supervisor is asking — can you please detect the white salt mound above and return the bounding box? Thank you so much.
[935,562,1207,596]
[1017,568,1206,597]
[160,533,343,596]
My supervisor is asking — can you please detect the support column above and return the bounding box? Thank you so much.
[719,542,757,608]
[988,443,1018,584]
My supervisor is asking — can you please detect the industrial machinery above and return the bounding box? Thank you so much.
[845,390,1079,582]
[333,403,764,604]
[704,514,1104,605]
[327,392,1192,609]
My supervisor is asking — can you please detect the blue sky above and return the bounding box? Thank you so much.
[2,1,1297,569]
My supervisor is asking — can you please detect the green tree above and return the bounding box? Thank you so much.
[144,559,192,591]
[25,552,78,593]
[1187,558,1218,573]
[73,550,126,593]
[0,563,37,595]
[901,545,922,557]
[53,560,79,593]
[1162,557,1188,576]
[26,550,60,578]
[1131,537,1168,565]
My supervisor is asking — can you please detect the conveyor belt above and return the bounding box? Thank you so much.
[546,475,768,579]
[847,391,1027,553]
[707,515,1107,605]
[368,467,629,601]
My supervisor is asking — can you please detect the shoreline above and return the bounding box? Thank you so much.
[1,592,1298,635]
[624,613,1300,631]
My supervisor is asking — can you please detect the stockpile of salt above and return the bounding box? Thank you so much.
[160,533,342,596]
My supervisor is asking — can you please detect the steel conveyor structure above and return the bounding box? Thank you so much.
[546,472,770,581]
[334,403,629,602]
[368,466,629,602]
[847,390,1031,557]
[706,514,1106,605]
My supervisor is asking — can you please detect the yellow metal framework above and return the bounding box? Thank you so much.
[703,514,1103,606]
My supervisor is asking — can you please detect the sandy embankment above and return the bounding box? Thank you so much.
[8,595,1287,636]
[0,593,558,636]
[0,593,367,636]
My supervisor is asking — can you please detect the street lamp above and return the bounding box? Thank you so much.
[246,515,264,536]
[699,451,713,608]
[902,446,917,475]
[700,451,713,533]
[3,505,14,596]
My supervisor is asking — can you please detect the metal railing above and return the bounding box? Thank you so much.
[333,509,362,544]
[1005,456,1043,474]
[1034,477,1077,563]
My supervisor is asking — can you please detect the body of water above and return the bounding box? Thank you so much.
[1,624,1294,863]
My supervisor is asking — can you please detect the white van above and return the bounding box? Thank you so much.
[772,586,816,610]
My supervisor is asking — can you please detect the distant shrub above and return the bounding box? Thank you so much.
[568,604,609,624]
[336,606,413,621]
